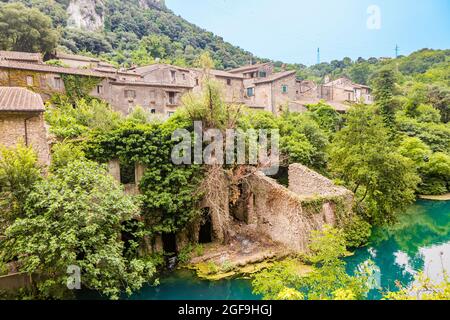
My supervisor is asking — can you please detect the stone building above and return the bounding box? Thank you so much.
[243,70,299,114]
[0,60,110,101]
[54,51,106,69]
[0,87,50,166]
[319,77,372,103]
[0,55,197,118]
[191,68,245,103]
[228,62,274,79]
[295,76,373,113]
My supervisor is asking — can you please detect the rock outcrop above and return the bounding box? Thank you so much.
[66,0,166,31]
[67,0,105,31]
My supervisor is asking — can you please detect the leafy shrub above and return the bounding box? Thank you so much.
[0,143,42,229]
[343,216,372,248]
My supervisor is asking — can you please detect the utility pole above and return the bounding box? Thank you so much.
[317,48,320,65]
[395,44,399,58]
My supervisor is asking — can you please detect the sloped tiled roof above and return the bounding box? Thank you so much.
[191,68,244,79]
[0,51,42,62]
[255,70,296,84]
[0,61,110,78]
[0,87,45,112]
[228,62,271,74]
[55,52,100,63]
[129,64,191,75]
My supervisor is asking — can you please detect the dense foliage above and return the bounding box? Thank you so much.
[85,117,204,234]
[252,226,373,300]
[329,105,420,225]
[0,2,59,54]
[0,143,42,232]
[0,155,155,299]
[2,0,258,69]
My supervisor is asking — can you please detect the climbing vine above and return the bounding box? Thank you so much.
[61,74,103,103]
[84,115,205,235]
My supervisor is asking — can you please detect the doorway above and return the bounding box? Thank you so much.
[198,208,213,244]
[162,233,177,254]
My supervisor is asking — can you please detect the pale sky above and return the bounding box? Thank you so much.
[165,0,450,65]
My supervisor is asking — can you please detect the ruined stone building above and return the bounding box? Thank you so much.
[194,164,354,253]
[0,87,50,166]
[106,159,354,255]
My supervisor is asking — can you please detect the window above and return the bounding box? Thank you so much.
[259,71,267,78]
[54,77,62,89]
[282,85,288,93]
[168,92,176,105]
[124,90,136,99]
[26,76,34,86]
[168,112,175,117]
[120,162,135,185]
[227,79,232,86]
[150,109,156,114]
[97,85,103,94]
[247,87,254,97]
[196,78,199,86]
[170,70,176,83]
[182,73,186,80]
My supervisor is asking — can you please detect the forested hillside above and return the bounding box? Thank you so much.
[0,0,260,68]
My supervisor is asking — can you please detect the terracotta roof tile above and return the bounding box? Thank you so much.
[0,51,42,62]
[228,63,271,73]
[55,52,100,63]
[0,61,110,78]
[0,87,45,112]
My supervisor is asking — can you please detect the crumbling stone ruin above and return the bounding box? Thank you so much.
[108,161,354,255]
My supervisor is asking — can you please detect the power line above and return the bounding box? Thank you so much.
[395,44,399,58]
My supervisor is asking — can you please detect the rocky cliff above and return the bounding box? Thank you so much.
[66,0,165,30]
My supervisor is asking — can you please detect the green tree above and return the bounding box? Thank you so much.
[328,105,420,225]
[420,152,450,195]
[0,2,59,54]
[45,98,122,139]
[278,111,329,170]
[372,68,397,129]
[0,160,155,299]
[0,143,42,231]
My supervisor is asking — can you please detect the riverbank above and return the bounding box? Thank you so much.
[125,199,450,300]
[419,193,450,201]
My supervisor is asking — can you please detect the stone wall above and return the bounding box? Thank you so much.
[288,163,349,197]
[271,74,297,114]
[244,164,354,252]
[0,273,32,292]
[0,112,50,166]
[108,82,189,116]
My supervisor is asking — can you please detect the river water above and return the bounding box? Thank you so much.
[127,200,449,300]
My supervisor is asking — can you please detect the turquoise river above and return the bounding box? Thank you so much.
[127,199,449,300]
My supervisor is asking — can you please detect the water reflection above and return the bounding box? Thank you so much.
[346,200,450,299]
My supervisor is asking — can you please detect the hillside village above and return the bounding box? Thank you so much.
[0,50,360,263]
[0,0,449,302]
[0,50,373,118]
